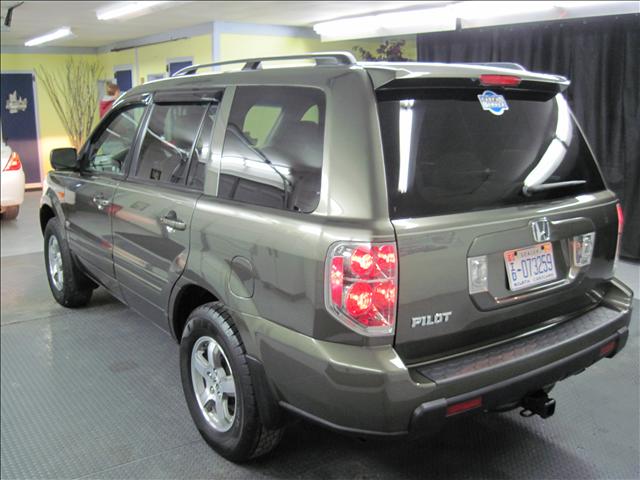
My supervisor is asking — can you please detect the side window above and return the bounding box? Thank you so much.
[219,86,325,213]
[135,103,207,185]
[86,105,145,174]
[188,103,218,190]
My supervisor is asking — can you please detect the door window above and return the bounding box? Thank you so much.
[135,103,208,185]
[85,105,145,174]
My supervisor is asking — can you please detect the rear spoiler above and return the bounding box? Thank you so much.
[375,76,570,95]
[365,64,570,93]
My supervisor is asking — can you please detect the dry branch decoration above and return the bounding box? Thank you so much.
[36,58,104,150]
[353,40,410,62]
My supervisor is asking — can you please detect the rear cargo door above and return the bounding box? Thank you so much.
[377,85,619,364]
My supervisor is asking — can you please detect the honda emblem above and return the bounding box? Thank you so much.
[531,218,551,243]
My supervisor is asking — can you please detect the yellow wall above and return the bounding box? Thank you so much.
[218,33,416,64]
[1,30,415,180]
[1,53,99,177]
[219,33,318,62]
[134,34,212,83]
[97,49,135,81]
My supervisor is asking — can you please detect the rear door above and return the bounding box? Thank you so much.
[376,85,619,364]
[112,95,220,326]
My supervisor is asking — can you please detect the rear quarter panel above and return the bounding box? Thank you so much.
[178,67,396,355]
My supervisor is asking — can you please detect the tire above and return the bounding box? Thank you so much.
[180,302,284,462]
[2,205,19,220]
[44,217,94,308]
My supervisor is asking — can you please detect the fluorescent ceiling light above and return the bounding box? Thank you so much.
[25,27,72,46]
[454,1,554,20]
[314,8,455,41]
[97,1,168,21]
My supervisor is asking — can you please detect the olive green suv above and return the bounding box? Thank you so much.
[40,52,633,462]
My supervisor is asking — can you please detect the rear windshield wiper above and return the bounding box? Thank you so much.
[522,180,587,196]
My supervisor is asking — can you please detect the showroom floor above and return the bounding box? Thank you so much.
[1,192,639,479]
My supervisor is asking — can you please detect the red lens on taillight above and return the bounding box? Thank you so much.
[614,203,624,268]
[326,242,398,336]
[350,246,375,277]
[3,152,22,171]
[345,282,373,317]
[616,203,624,236]
[479,74,521,86]
[374,244,397,274]
[330,257,344,307]
[373,281,396,313]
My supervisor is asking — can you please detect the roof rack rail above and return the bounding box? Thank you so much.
[465,62,527,71]
[172,51,357,77]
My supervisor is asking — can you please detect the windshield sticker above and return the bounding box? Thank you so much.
[477,90,509,116]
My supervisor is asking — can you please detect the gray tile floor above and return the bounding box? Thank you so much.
[1,192,639,479]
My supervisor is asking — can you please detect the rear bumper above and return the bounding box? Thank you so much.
[246,279,633,436]
[411,318,629,434]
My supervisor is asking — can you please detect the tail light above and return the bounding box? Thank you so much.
[614,202,624,268]
[616,203,624,236]
[3,152,22,171]
[325,242,398,336]
[479,74,521,87]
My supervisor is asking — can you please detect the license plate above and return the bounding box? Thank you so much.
[504,243,557,291]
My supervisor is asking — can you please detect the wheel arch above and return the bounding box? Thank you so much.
[170,282,220,343]
[39,203,56,234]
[39,186,65,234]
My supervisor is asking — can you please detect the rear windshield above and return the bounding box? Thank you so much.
[377,88,605,218]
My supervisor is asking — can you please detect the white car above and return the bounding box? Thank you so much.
[1,140,25,220]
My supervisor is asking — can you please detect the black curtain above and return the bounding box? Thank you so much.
[417,14,640,260]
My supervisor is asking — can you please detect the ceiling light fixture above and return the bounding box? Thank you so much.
[25,27,72,46]
[96,1,168,21]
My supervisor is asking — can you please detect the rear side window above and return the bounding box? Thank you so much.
[219,86,325,213]
[377,89,605,218]
[135,103,207,185]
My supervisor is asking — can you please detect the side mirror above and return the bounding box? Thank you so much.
[50,148,78,170]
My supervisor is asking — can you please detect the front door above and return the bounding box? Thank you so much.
[64,104,146,291]
[112,101,217,326]
[1,72,40,186]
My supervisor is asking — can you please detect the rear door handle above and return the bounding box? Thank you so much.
[159,211,187,231]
